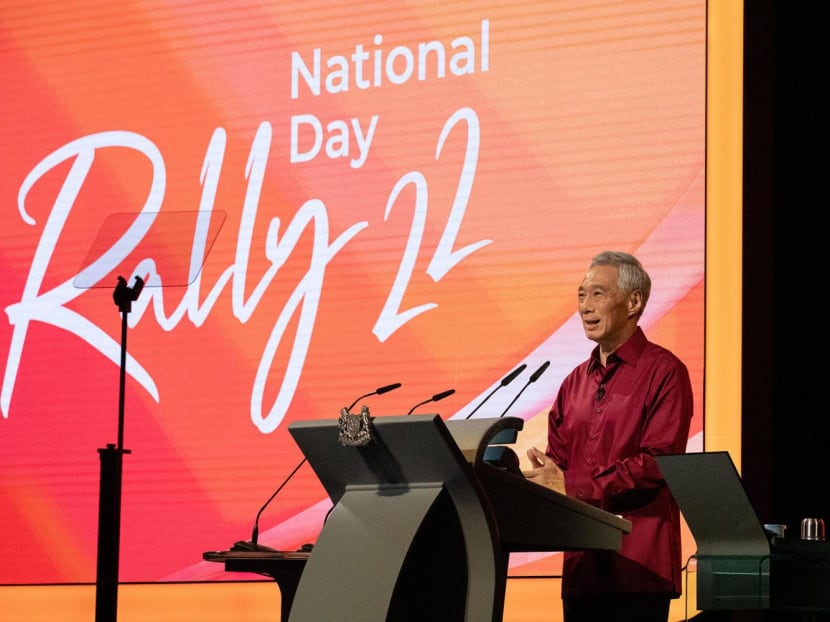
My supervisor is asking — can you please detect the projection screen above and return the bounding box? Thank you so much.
[0,0,706,584]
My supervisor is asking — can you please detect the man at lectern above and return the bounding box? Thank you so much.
[524,251,693,622]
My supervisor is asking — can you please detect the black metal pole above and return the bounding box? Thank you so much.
[95,443,126,622]
[117,302,128,451]
[95,276,143,622]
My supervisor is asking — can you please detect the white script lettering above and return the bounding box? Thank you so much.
[4,110,488,430]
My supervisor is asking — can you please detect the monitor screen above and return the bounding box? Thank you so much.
[0,0,706,584]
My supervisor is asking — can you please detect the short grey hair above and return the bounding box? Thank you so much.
[590,251,651,312]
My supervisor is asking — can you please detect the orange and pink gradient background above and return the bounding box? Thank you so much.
[1,0,705,585]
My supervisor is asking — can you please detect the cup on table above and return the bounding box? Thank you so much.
[800,517,825,541]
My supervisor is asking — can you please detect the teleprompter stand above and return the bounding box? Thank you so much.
[95,275,143,622]
[79,210,225,622]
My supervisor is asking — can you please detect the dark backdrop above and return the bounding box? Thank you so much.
[742,1,828,532]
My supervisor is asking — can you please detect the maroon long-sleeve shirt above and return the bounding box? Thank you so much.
[546,327,693,598]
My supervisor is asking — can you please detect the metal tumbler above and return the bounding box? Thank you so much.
[800,517,826,541]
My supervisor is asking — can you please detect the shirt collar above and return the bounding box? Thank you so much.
[587,326,647,373]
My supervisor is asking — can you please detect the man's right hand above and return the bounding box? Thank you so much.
[523,446,566,494]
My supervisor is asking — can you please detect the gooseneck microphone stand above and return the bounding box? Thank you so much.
[95,275,144,622]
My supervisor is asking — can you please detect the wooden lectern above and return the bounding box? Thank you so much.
[281,414,630,622]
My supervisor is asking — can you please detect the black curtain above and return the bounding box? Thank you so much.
[742,0,828,532]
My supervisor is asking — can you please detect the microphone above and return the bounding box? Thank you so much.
[499,360,551,417]
[529,360,550,382]
[407,389,456,416]
[464,363,527,419]
[346,382,402,412]
[247,457,307,550]
[234,383,403,551]
[501,364,527,386]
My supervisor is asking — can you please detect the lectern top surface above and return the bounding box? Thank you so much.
[288,414,472,504]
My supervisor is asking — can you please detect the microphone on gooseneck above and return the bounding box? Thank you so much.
[346,382,402,413]
[232,382,403,552]
[529,360,550,382]
[407,389,456,416]
[248,457,307,549]
[232,453,308,552]
[465,363,527,419]
[499,360,550,417]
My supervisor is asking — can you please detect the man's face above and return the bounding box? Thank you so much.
[577,264,633,347]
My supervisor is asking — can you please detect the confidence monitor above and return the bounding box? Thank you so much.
[655,451,771,610]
